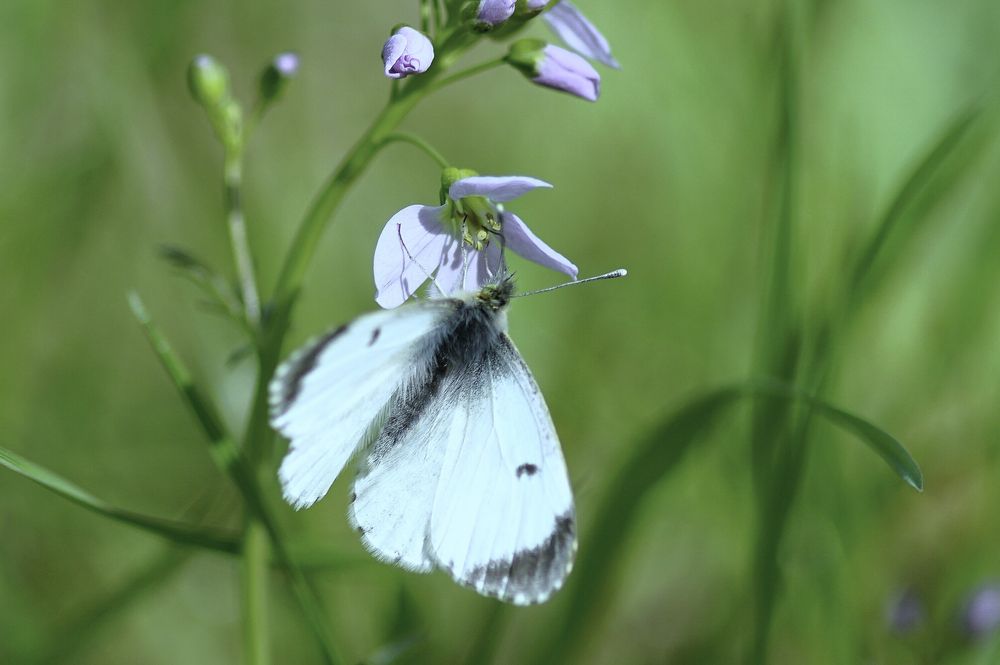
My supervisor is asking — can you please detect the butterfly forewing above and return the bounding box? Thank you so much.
[269,305,446,509]
[429,333,576,604]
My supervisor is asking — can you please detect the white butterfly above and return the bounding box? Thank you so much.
[268,270,625,604]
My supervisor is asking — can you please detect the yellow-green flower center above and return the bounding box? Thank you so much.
[447,196,503,251]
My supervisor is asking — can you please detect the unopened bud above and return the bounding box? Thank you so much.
[187,54,231,108]
[259,52,299,103]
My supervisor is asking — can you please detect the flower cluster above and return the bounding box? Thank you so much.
[376,1,617,308]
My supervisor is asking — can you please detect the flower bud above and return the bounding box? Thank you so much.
[474,0,515,29]
[187,54,231,109]
[382,27,434,79]
[506,39,599,102]
[259,52,299,103]
[440,167,479,203]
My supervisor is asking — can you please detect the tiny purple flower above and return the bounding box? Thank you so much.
[885,588,925,635]
[382,27,434,79]
[477,0,516,26]
[962,583,1000,639]
[535,45,600,101]
[374,174,578,308]
[544,1,620,69]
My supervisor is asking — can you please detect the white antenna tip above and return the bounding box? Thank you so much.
[610,268,627,278]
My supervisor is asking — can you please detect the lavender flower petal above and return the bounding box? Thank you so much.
[502,212,578,278]
[477,0,516,26]
[373,204,448,308]
[534,45,600,101]
[544,1,620,69]
[465,242,504,289]
[382,27,434,79]
[432,241,503,296]
[449,175,552,202]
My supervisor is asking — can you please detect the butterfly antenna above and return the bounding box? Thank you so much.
[512,268,628,298]
[396,223,446,296]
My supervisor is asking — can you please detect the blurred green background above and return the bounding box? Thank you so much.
[3,0,1000,663]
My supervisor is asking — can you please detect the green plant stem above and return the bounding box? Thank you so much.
[225,30,483,664]
[378,132,451,168]
[244,32,478,468]
[749,6,801,662]
[224,152,262,328]
[242,517,271,665]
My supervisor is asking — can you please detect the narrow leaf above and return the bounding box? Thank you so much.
[811,401,923,491]
[0,445,240,552]
[849,103,987,306]
[747,380,923,491]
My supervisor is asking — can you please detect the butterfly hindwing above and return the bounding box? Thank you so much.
[351,329,575,604]
[269,304,446,509]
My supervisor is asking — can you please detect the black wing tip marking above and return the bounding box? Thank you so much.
[268,323,349,418]
[454,511,577,606]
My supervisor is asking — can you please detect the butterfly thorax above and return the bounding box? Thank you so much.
[433,282,511,372]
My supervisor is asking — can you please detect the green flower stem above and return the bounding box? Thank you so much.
[378,132,451,168]
[223,30,486,663]
[242,517,271,665]
[243,32,479,468]
[129,292,340,664]
[224,151,262,328]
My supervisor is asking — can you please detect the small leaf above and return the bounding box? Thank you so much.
[158,245,248,333]
[0,445,240,552]
[747,380,923,491]
[812,401,923,491]
[848,103,987,307]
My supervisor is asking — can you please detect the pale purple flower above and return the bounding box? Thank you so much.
[535,45,599,101]
[885,588,925,635]
[962,584,1000,638]
[374,175,578,308]
[382,27,434,79]
[544,1,620,69]
[525,0,550,9]
[273,52,299,77]
[477,0,516,26]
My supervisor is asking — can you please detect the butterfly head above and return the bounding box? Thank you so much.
[474,273,516,312]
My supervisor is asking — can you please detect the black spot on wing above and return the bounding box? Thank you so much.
[516,463,539,478]
[368,327,381,346]
[459,511,576,605]
[272,324,348,416]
